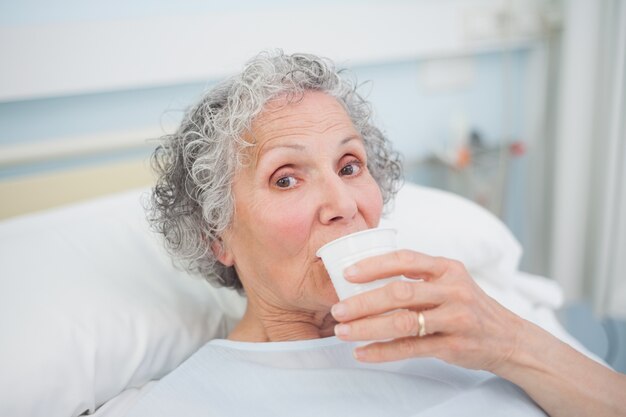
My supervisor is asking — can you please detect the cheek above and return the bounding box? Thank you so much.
[360,180,384,227]
[256,196,314,250]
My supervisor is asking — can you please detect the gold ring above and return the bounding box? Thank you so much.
[418,312,427,337]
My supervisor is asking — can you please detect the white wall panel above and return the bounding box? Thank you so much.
[0,0,545,101]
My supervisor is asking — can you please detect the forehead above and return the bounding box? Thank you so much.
[248,91,354,144]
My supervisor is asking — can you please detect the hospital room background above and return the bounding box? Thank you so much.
[0,0,625,374]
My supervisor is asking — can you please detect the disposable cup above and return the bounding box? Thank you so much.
[316,228,400,300]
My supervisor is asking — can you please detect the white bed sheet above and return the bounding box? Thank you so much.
[89,271,604,417]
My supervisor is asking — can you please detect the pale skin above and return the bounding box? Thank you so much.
[215,90,383,341]
[214,91,626,416]
[332,252,626,417]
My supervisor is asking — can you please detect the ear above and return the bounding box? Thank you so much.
[210,238,235,267]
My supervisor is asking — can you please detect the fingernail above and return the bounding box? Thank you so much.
[331,303,347,319]
[344,265,358,279]
[334,324,350,337]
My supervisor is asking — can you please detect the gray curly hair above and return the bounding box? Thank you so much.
[148,50,402,293]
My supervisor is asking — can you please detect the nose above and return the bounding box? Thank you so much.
[318,174,358,225]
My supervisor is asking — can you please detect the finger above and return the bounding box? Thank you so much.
[335,308,441,341]
[331,280,444,322]
[353,334,450,363]
[343,250,450,284]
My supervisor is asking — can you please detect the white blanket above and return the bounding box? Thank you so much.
[124,336,547,417]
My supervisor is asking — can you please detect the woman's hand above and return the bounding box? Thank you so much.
[331,250,525,373]
[332,250,626,417]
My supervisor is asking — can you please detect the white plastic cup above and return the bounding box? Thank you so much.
[316,228,400,300]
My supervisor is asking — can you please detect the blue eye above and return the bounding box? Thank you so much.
[276,176,298,189]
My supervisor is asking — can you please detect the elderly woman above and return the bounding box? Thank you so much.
[129,51,625,416]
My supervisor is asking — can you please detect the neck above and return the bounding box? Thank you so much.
[227,295,337,342]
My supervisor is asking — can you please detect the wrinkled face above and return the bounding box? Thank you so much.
[218,91,383,312]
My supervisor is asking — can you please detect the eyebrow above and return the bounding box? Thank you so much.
[258,135,361,158]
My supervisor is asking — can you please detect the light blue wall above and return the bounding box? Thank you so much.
[0,48,531,245]
[0,1,531,246]
[0,83,208,145]
[0,50,529,174]
[353,50,528,161]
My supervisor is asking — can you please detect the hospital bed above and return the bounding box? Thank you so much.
[0,182,599,417]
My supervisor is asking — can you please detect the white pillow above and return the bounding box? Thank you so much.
[0,182,521,417]
[0,189,246,417]
[380,182,522,286]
